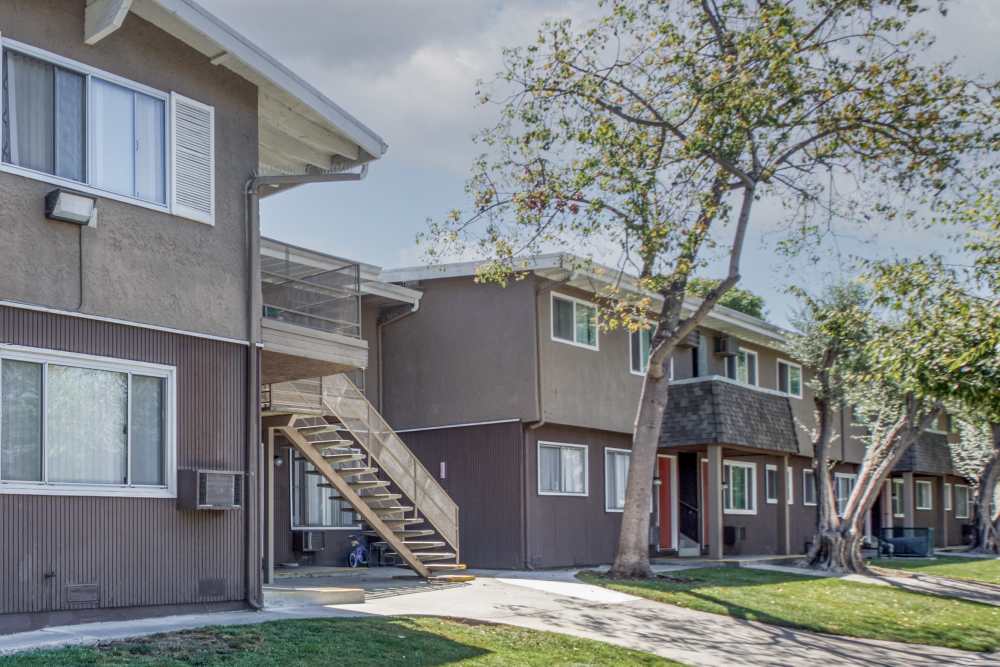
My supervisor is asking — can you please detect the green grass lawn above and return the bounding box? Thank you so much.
[578,568,1000,653]
[869,555,1000,584]
[0,617,679,667]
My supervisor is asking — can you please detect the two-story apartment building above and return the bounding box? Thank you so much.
[374,254,973,568]
[0,0,418,633]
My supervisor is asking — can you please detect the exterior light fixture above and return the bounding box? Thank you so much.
[45,189,97,226]
[274,454,285,468]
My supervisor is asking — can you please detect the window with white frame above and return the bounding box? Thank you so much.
[954,484,971,519]
[915,480,933,510]
[834,473,857,516]
[765,465,779,504]
[776,360,803,398]
[0,347,175,495]
[944,483,953,511]
[551,293,598,350]
[891,478,905,517]
[0,38,215,223]
[605,448,630,512]
[727,348,758,386]
[802,468,817,506]
[786,467,794,504]
[629,325,672,377]
[290,453,359,529]
[538,442,588,496]
[723,461,756,514]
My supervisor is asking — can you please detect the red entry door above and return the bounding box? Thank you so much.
[658,457,674,550]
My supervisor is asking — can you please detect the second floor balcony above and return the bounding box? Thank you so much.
[259,238,368,385]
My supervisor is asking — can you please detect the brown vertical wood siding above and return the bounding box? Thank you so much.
[400,422,526,569]
[0,306,250,618]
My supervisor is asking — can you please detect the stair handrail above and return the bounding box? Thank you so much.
[318,374,459,559]
[270,374,460,559]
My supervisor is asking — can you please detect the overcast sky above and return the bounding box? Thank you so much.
[201,0,999,327]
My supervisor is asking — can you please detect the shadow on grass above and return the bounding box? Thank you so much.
[577,567,1000,654]
[0,618,491,667]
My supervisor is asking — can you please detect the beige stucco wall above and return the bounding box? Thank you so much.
[0,1,258,340]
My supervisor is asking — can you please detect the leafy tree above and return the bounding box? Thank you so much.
[790,283,943,573]
[423,0,994,577]
[869,195,1000,553]
[686,278,765,318]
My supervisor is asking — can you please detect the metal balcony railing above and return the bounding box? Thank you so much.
[261,241,362,338]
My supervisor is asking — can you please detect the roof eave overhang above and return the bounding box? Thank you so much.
[116,0,387,174]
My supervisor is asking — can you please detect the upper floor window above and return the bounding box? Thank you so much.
[0,39,215,224]
[0,346,175,497]
[538,441,588,496]
[776,359,803,398]
[726,348,758,386]
[551,293,598,350]
[630,325,674,378]
[3,49,165,205]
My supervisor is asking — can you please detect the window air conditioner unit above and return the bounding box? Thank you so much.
[714,335,738,357]
[178,469,244,510]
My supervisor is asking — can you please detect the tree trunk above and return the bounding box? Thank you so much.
[808,524,866,573]
[609,365,671,578]
[973,423,1000,554]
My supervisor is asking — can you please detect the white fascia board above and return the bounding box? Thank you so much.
[139,0,387,159]
[361,281,422,309]
[382,252,790,348]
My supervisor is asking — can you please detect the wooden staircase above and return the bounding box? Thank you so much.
[265,375,464,579]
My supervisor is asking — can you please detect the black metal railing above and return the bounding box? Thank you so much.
[877,527,935,557]
[679,500,700,543]
[261,241,362,338]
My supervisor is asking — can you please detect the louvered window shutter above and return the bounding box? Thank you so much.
[170,92,215,225]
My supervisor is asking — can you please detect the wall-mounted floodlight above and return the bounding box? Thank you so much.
[45,189,97,227]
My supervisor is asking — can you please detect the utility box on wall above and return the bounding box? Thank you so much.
[178,469,244,510]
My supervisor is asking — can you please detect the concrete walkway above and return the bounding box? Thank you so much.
[0,568,996,666]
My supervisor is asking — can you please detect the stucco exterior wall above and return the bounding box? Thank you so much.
[380,277,538,429]
[0,1,257,340]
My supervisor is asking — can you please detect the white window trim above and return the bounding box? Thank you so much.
[787,467,794,505]
[723,460,757,515]
[954,484,971,519]
[550,292,599,351]
[736,347,759,387]
[944,482,953,512]
[776,358,804,399]
[0,344,177,499]
[892,478,905,518]
[915,480,934,511]
[802,468,817,506]
[0,36,174,216]
[765,464,778,504]
[537,441,589,497]
[289,453,361,531]
[604,447,631,513]
[834,472,857,516]
[628,322,673,378]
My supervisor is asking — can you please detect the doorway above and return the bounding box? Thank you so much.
[657,455,678,551]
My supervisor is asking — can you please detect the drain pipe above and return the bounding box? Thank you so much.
[242,165,368,610]
[376,302,420,413]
